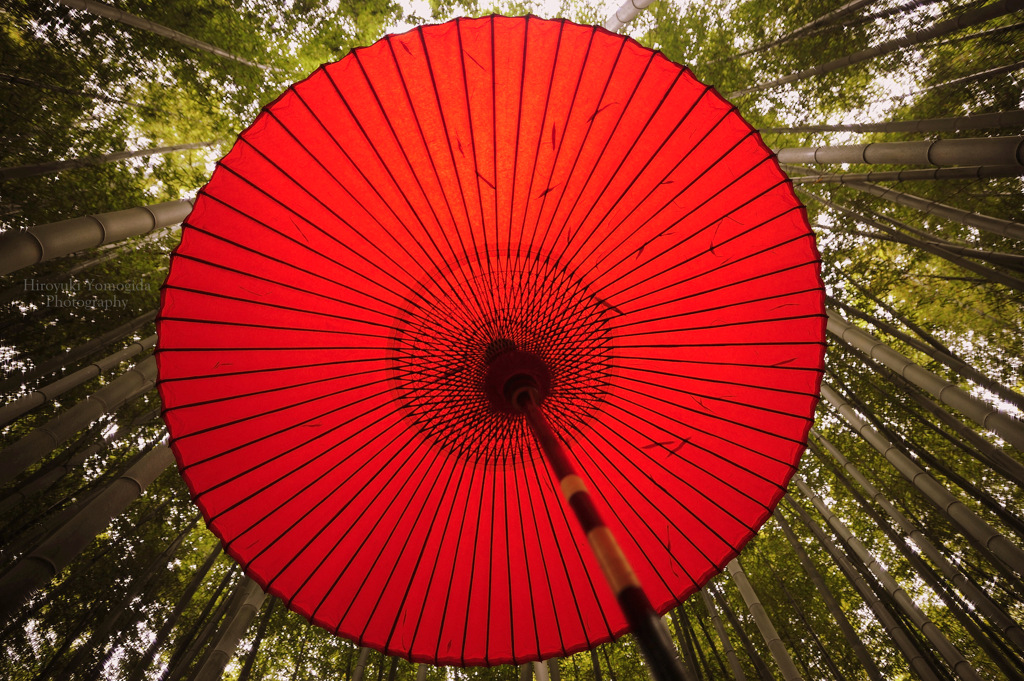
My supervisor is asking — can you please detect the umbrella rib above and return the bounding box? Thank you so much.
[617,310,827,339]
[189,189,424,312]
[523,442,582,656]
[158,309,396,341]
[530,29,619,258]
[544,66,686,261]
[287,79,492,328]
[512,19,569,260]
[393,454,475,660]
[563,420,706,592]
[597,176,799,300]
[323,59,495,329]
[183,383,398,499]
[157,357,381,385]
[549,81,713,268]
[567,403,768,540]
[208,163,432,306]
[160,282,397,333]
[172,224,415,317]
[261,105,478,314]
[555,91,731,271]
[602,225,812,312]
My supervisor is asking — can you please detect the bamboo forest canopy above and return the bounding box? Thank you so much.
[1,0,1022,680]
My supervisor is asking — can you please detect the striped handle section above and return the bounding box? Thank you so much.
[519,390,688,681]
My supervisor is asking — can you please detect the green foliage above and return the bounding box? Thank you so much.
[1,1,1022,680]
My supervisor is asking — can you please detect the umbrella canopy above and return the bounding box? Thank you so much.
[157,15,826,666]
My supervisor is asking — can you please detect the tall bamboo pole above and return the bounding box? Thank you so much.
[810,432,1024,649]
[191,578,267,681]
[722,0,879,62]
[604,0,654,31]
[844,181,1024,242]
[820,382,1024,576]
[826,310,1024,450]
[788,164,1024,184]
[0,199,193,276]
[794,476,984,681]
[0,334,156,427]
[124,545,224,681]
[776,135,1024,167]
[829,299,1024,412]
[53,0,273,70]
[725,559,803,681]
[352,647,373,681]
[0,142,217,181]
[784,498,943,681]
[0,441,174,617]
[711,588,774,681]
[0,355,157,485]
[800,189,1024,292]
[730,0,1024,96]
[760,109,1024,134]
[699,589,747,681]
[0,309,156,394]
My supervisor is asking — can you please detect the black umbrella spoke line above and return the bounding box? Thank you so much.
[570,402,763,546]
[157,356,384,387]
[160,285,398,337]
[589,136,771,285]
[598,211,810,312]
[551,90,729,271]
[511,19,571,263]
[171,226,414,320]
[528,43,655,258]
[385,450,477,657]
[187,381,400,505]
[264,418,429,609]
[292,73,493,326]
[526,30,628,259]
[611,285,825,335]
[615,311,826,343]
[339,434,461,645]
[543,66,688,263]
[261,105,479,323]
[458,437,493,667]
[208,163,437,312]
[414,26,489,287]
[187,191,425,318]
[595,176,800,303]
[511,453,551,660]
[618,355,821,373]
[596,387,794,492]
[161,362,384,414]
[561,420,704,596]
[523,428,616,648]
[602,245,819,319]
[452,21,498,290]
[229,137,461,316]
[622,362,820,400]
[612,368,817,433]
[523,449,582,656]
[607,379,810,462]
[548,76,714,270]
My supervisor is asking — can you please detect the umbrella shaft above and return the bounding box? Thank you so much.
[520,394,687,681]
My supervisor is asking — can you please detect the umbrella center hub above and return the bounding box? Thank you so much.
[483,343,550,413]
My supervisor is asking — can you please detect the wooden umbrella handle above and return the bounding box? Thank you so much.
[517,388,689,681]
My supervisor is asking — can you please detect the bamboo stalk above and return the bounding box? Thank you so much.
[699,589,747,681]
[191,578,267,681]
[0,142,217,181]
[0,199,193,276]
[726,559,803,681]
[0,356,157,485]
[776,135,1024,167]
[53,0,272,70]
[820,382,1024,576]
[826,310,1024,450]
[794,476,984,681]
[760,109,1024,134]
[0,441,174,617]
[730,0,1024,96]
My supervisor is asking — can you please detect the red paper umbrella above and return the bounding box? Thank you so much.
[157,14,825,673]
